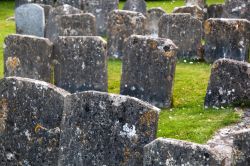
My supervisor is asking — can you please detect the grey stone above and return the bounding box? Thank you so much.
[4,34,53,82]
[15,0,34,8]
[107,10,146,59]
[173,5,205,22]
[207,4,224,18]
[159,13,203,60]
[45,4,83,41]
[204,18,250,63]
[120,35,178,108]
[37,4,52,37]
[53,36,107,93]
[15,4,45,37]
[123,0,147,15]
[59,91,160,166]
[223,0,250,20]
[185,0,207,8]
[143,138,222,166]
[146,7,166,37]
[0,77,70,165]
[204,59,250,108]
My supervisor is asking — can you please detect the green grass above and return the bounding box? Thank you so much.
[0,0,239,144]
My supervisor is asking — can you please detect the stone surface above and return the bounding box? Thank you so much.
[107,10,146,58]
[59,91,160,166]
[56,0,82,9]
[53,36,107,93]
[120,35,178,108]
[37,4,52,37]
[45,4,83,41]
[223,0,250,20]
[185,0,206,8]
[143,138,222,166]
[204,59,250,108]
[0,77,70,165]
[36,0,54,6]
[159,13,203,60]
[207,4,224,18]
[146,7,166,37]
[123,0,147,15]
[15,4,45,37]
[4,34,53,82]
[173,5,205,22]
[204,18,250,63]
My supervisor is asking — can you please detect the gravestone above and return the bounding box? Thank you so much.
[107,10,146,58]
[15,4,45,37]
[120,35,178,108]
[0,77,70,165]
[143,138,224,166]
[53,36,107,93]
[4,34,53,82]
[51,13,96,38]
[185,0,207,8]
[204,59,250,108]
[58,91,160,165]
[45,4,83,41]
[146,7,166,37]
[159,13,203,60]
[223,0,250,20]
[37,4,52,37]
[15,0,34,8]
[204,18,250,63]
[123,0,147,15]
[173,5,205,22]
[207,4,224,18]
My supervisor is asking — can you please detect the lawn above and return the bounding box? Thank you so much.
[0,0,239,144]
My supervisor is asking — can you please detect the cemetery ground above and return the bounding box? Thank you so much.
[0,0,239,144]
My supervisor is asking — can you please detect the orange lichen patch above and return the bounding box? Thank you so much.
[204,21,211,35]
[0,99,8,133]
[212,62,219,69]
[139,111,157,127]
[6,56,21,72]
[164,50,175,58]
[122,147,131,165]
[149,40,158,49]
[34,124,46,133]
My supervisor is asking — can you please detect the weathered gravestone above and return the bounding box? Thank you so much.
[143,138,223,166]
[185,0,207,8]
[4,34,53,82]
[159,13,203,60]
[107,10,146,58]
[15,4,45,37]
[207,4,224,18]
[205,59,250,108]
[53,36,107,93]
[146,7,166,37]
[58,91,160,165]
[204,18,250,63]
[223,0,250,20]
[173,5,205,22]
[120,35,178,108]
[0,77,70,165]
[45,4,83,41]
[123,0,147,15]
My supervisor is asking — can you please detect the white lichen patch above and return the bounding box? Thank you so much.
[24,130,31,141]
[81,62,85,70]
[6,152,15,160]
[109,95,127,107]
[119,123,137,139]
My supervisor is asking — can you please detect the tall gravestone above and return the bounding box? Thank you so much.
[107,10,146,58]
[185,0,206,8]
[223,0,250,20]
[15,4,45,37]
[146,7,166,37]
[45,4,83,41]
[204,18,250,63]
[204,59,250,108]
[120,35,178,108]
[53,36,108,93]
[123,0,147,15]
[58,91,160,165]
[4,34,53,82]
[159,13,203,60]
[173,5,205,22]
[0,77,70,165]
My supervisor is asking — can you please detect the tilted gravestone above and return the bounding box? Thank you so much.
[207,4,224,18]
[4,34,53,82]
[0,77,70,165]
[173,5,205,22]
[204,18,250,63]
[58,91,160,165]
[146,7,166,37]
[45,4,83,41]
[185,0,207,8]
[15,4,45,37]
[107,10,146,58]
[123,0,147,15]
[205,59,250,108]
[159,13,203,60]
[223,0,250,20]
[120,35,178,108]
[53,36,107,93]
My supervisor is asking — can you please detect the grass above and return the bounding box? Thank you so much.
[0,0,239,144]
